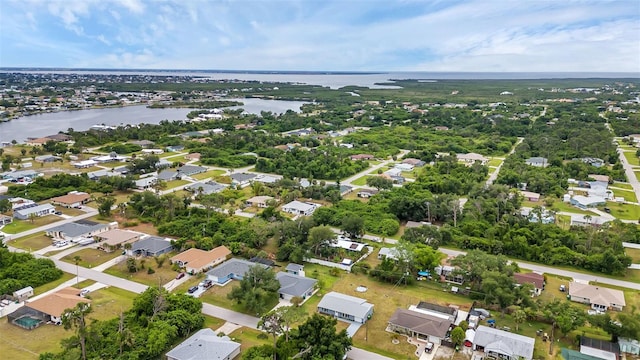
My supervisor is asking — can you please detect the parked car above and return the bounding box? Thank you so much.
[54,211,62,215]
[559,284,566,292]
[199,279,213,289]
[188,286,199,294]
[80,289,90,297]
[54,240,69,247]
[175,272,186,280]
[425,342,434,353]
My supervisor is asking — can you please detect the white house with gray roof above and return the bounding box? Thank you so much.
[13,204,56,220]
[276,272,317,301]
[230,173,257,188]
[317,291,374,324]
[282,200,319,216]
[206,258,270,285]
[185,181,227,196]
[166,328,240,360]
[46,220,116,241]
[128,236,173,257]
[473,325,535,360]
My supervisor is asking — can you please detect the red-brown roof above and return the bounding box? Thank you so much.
[51,192,91,205]
[26,287,91,317]
[513,272,544,290]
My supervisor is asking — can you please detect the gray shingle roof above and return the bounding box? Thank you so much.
[47,220,109,238]
[286,263,304,273]
[317,292,373,320]
[230,173,256,183]
[157,169,178,181]
[165,328,240,360]
[474,325,535,360]
[131,236,173,254]
[206,258,269,279]
[276,272,317,298]
[177,165,207,176]
[185,181,226,195]
[388,308,452,338]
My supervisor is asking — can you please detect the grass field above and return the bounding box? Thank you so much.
[350,175,371,186]
[165,179,189,189]
[228,327,271,352]
[610,188,638,203]
[599,202,640,221]
[192,169,226,180]
[625,248,640,263]
[611,182,634,190]
[9,233,53,251]
[487,158,503,167]
[60,248,121,268]
[623,151,640,166]
[1,215,61,234]
[104,257,180,287]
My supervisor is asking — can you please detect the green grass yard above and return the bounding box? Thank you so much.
[598,202,640,221]
[350,175,371,186]
[611,182,634,190]
[488,158,503,167]
[1,215,61,234]
[192,169,226,180]
[623,151,640,166]
[60,248,121,268]
[625,247,640,263]
[165,179,189,189]
[104,257,180,287]
[610,187,638,203]
[9,233,53,251]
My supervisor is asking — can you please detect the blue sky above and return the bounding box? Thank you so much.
[1,0,639,72]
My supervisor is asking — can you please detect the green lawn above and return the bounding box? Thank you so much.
[625,247,640,263]
[104,257,180,287]
[203,315,226,330]
[1,215,60,234]
[60,248,121,269]
[9,233,53,251]
[32,272,75,296]
[199,281,279,317]
[165,179,189,189]
[612,182,634,190]
[228,327,271,352]
[192,169,226,180]
[548,201,595,215]
[488,158,503,167]
[350,175,371,186]
[598,202,640,221]
[623,151,640,166]
[610,187,638,203]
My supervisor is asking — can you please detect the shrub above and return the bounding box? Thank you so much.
[147,267,155,274]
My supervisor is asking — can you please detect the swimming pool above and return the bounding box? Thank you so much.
[13,315,43,329]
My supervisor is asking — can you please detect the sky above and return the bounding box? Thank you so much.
[1,0,639,72]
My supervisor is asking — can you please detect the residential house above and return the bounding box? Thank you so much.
[378,247,400,261]
[569,282,625,311]
[570,195,606,209]
[619,338,640,356]
[350,154,374,161]
[206,258,270,285]
[394,163,414,172]
[170,245,231,274]
[561,348,603,360]
[588,174,610,183]
[580,158,606,168]
[473,325,535,360]
[135,176,157,190]
[520,191,541,202]
[253,174,282,184]
[357,188,378,198]
[87,169,122,180]
[166,145,185,152]
[317,292,374,324]
[50,191,91,208]
[435,265,464,285]
[94,229,142,252]
[513,273,545,296]
[129,140,154,148]
[282,200,319,216]
[129,236,174,257]
[166,328,240,360]
[13,286,34,302]
[24,137,49,146]
[405,221,431,229]
[330,238,366,252]
[569,214,610,227]
[388,308,453,345]
[184,181,227,196]
[283,128,314,136]
[230,173,257,188]
[2,169,39,182]
[402,158,426,167]
[245,196,274,208]
[72,160,98,169]
[35,155,62,163]
[525,157,548,167]
[141,148,164,155]
[91,152,129,163]
[13,204,56,220]
[384,168,403,177]
[285,263,305,276]
[0,214,12,225]
[580,336,620,360]
[157,169,179,181]
[456,153,488,165]
[21,287,90,325]
[177,165,207,177]
[184,152,201,161]
[46,220,115,242]
[276,272,317,301]
[412,301,458,323]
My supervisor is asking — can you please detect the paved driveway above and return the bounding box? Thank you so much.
[346,323,362,337]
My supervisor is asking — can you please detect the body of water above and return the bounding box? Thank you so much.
[0,98,307,142]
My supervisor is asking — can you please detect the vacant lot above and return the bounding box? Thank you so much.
[9,233,53,251]
[612,182,633,190]
[2,215,61,234]
[623,151,640,166]
[60,248,121,268]
[626,248,640,263]
[192,169,226,180]
[104,257,179,287]
[610,188,638,203]
[599,202,640,220]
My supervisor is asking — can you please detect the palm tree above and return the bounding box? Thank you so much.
[73,256,82,285]
[61,302,92,360]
